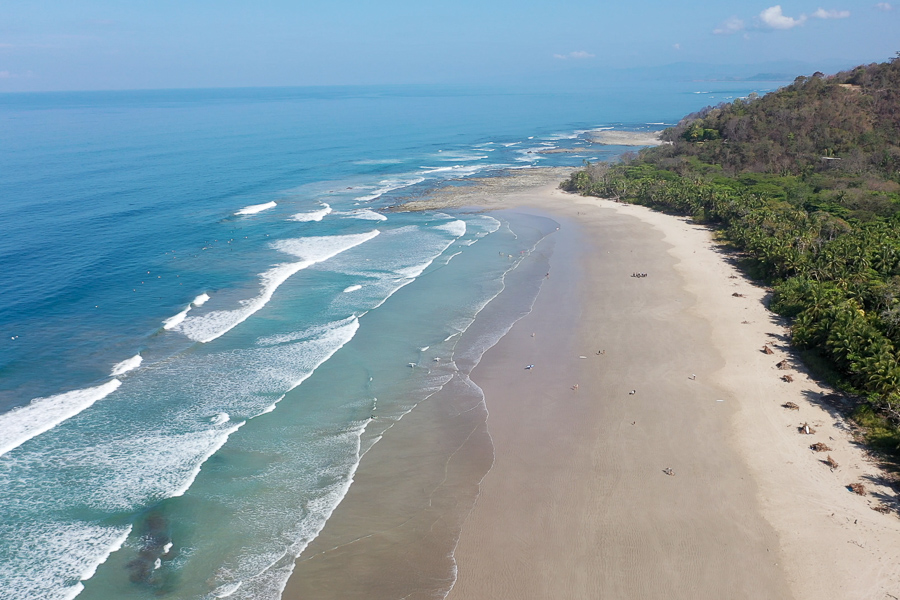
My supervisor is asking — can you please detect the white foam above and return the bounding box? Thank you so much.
[290,203,332,222]
[162,305,192,330]
[163,542,173,555]
[0,380,122,458]
[354,178,424,202]
[212,581,243,597]
[235,201,277,216]
[193,293,211,306]
[436,219,466,238]
[344,209,387,221]
[110,355,142,377]
[211,412,230,425]
[0,521,133,600]
[436,153,489,162]
[172,231,379,343]
[153,558,162,571]
[342,284,362,293]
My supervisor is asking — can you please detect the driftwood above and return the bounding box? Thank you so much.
[732,292,745,297]
[762,345,774,355]
[799,422,816,435]
[776,360,790,370]
[825,455,839,469]
[848,482,867,496]
[782,374,794,383]
[872,504,892,514]
[783,401,800,410]
[810,442,831,452]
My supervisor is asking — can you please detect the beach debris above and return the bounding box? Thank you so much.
[628,389,636,395]
[848,483,867,496]
[799,422,816,435]
[776,360,790,370]
[824,455,839,470]
[662,467,675,476]
[872,504,892,514]
[732,292,745,297]
[782,374,794,383]
[762,345,774,355]
[729,275,738,279]
[783,401,800,411]
[572,384,579,391]
[597,350,605,355]
[578,355,587,359]
[524,364,534,370]
[741,320,751,324]
[689,374,696,380]
[631,272,648,278]
[810,442,832,452]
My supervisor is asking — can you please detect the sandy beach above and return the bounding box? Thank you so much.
[284,172,900,600]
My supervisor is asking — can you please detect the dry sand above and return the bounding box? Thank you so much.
[284,172,900,600]
[445,181,900,600]
[589,129,668,146]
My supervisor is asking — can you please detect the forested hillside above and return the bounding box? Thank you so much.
[563,55,900,452]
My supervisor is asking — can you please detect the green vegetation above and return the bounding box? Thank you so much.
[563,55,900,454]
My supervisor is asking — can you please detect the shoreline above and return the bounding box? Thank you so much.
[283,171,900,599]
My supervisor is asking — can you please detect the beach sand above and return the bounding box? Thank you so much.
[283,173,900,600]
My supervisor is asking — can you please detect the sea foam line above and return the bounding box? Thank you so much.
[0,379,122,459]
[235,201,277,216]
[173,231,378,343]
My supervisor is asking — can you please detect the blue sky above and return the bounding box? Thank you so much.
[0,1,897,91]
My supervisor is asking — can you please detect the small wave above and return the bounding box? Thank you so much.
[435,219,467,238]
[354,178,425,202]
[211,412,230,425]
[436,154,489,162]
[110,355,142,377]
[235,201,277,216]
[162,305,192,330]
[0,379,122,458]
[170,422,245,499]
[342,284,362,293]
[290,203,332,222]
[193,293,211,306]
[344,209,387,221]
[212,581,243,597]
[172,231,379,343]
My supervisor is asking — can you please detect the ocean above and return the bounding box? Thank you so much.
[0,80,784,600]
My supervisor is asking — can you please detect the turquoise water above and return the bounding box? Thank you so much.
[0,80,786,600]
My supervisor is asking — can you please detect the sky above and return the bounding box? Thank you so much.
[0,0,897,92]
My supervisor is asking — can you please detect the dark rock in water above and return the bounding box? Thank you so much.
[126,512,172,584]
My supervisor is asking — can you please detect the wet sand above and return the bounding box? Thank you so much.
[283,173,900,600]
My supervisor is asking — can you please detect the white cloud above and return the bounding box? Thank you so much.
[673,43,682,50]
[714,16,746,34]
[812,7,850,18]
[759,5,808,29]
[875,2,892,10]
[759,5,808,28]
[553,50,595,60]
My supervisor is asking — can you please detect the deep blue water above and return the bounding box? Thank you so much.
[0,80,786,600]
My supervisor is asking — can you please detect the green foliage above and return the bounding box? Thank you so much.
[561,56,900,447]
